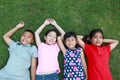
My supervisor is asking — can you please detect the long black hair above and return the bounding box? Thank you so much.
[63,31,80,49]
[82,29,104,44]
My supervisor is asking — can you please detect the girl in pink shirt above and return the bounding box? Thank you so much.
[77,29,119,80]
[35,18,65,80]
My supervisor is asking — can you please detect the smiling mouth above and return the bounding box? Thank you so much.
[22,39,27,43]
[69,44,74,46]
[96,42,102,45]
[96,42,101,44]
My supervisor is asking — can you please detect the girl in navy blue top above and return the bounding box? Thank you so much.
[57,31,87,80]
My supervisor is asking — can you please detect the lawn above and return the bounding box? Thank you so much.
[0,0,120,79]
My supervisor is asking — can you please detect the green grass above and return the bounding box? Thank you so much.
[0,0,120,79]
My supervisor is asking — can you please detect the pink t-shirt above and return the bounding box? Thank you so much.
[36,43,60,74]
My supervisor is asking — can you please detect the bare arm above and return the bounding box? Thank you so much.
[3,21,25,46]
[77,35,85,49]
[31,58,37,80]
[35,19,50,47]
[103,39,119,51]
[50,19,65,37]
[81,50,88,80]
[57,36,66,56]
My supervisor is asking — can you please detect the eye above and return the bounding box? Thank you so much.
[93,36,98,39]
[48,34,52,37]
[72,39,74,41]
[23,35,26,37]
[99,36,103,39]
[66,39,69,42]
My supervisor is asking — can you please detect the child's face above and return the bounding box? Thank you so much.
[20,31,34,45]
[44,31,57,45]
[91,32,103,46]
[65,36,77,49]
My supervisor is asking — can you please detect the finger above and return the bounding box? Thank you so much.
[47,18,51,21]
[20,21,24,24]
[50,19,54,22]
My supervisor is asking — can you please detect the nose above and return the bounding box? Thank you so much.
[70,40,73,43]
[51,36,56,40]
[96,38,102,42]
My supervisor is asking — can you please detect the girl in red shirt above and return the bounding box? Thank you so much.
[77,29,119,80]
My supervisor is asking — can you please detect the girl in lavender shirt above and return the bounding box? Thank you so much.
[35,18,65,80]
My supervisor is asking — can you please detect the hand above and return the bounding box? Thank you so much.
[43,19,50,25]
[49,18,57,26]
[16,21,25,28]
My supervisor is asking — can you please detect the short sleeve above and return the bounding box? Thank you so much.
[79,48,83,52]
[8,40,18,51]
[38,43,44,48]
[106,44,111,55]
[84,43,89,55]
[31,46,38,58]
[55,43,60,52]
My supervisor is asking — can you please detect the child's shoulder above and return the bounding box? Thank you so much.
[37,42,45,47]
[40,42,58,46]
[77,47,83,50]
[31,45,37,49]
[9,40,21,47]
[29,45,37,52]
[102,44,110,49]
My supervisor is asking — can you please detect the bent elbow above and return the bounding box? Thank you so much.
[116,40,119,44]
[3,35,6,40]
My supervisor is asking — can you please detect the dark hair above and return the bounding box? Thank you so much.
[89,29,104,39]
[24,29,35,41]
[44,29,60,37]
[44,29,60,43]
[82,29,104,44]
[82,35,91,44]
[63,31,79,49]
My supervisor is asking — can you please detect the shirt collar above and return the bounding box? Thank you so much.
[91,44,102,49]
[17,41,31,47]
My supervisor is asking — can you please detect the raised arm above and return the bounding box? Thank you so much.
[50,19,65,37]
[3,21,25,46]
[35,19,50,47]
[81,50,88,80]
[103,39,119,51]
[77,35,85,49]
[31,58,37,80]
[57,36,66,56]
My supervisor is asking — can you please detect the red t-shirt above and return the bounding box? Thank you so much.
[84,43,112,80]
